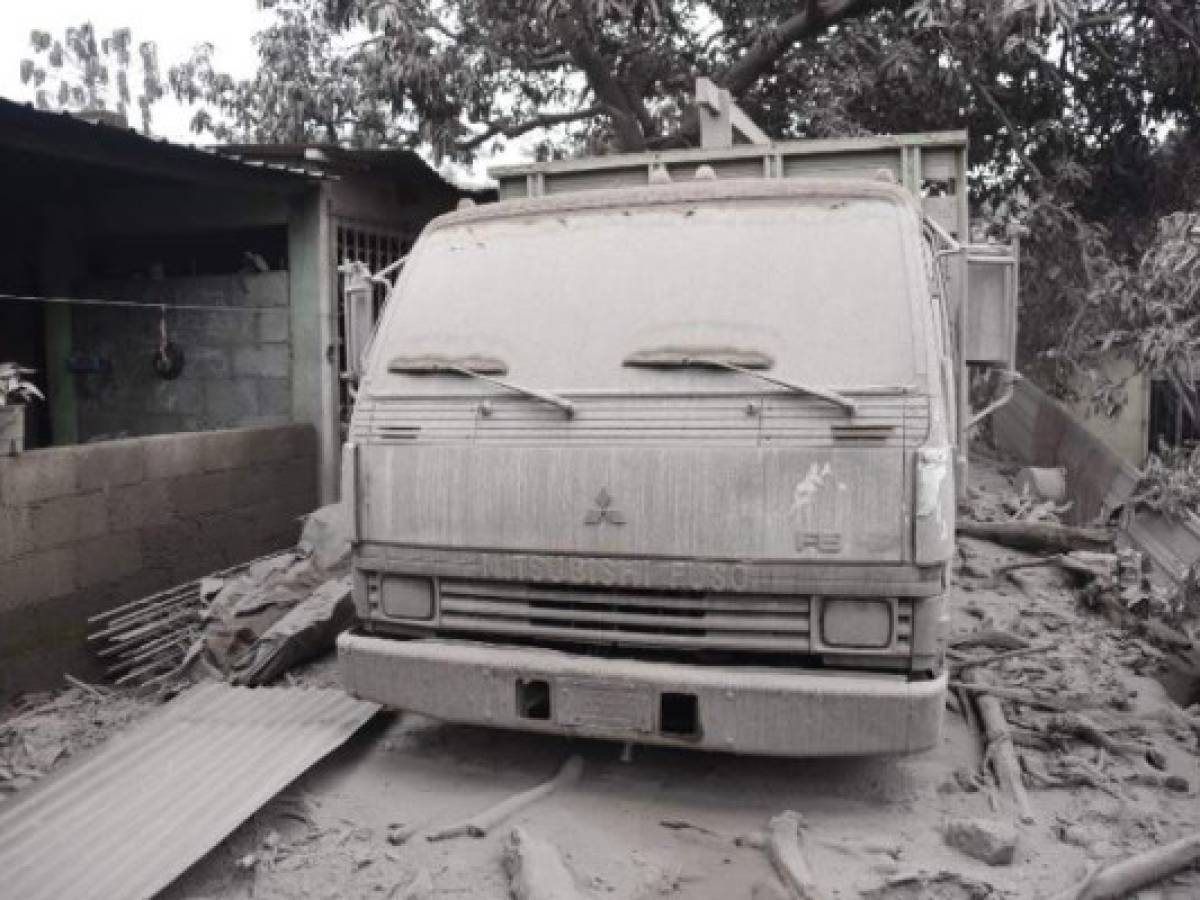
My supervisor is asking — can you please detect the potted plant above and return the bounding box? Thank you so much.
[0,363,45,455]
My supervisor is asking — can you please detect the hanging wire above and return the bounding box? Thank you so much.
[0,292,262,313]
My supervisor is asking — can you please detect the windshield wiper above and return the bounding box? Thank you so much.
[624,347,857,416]
[388,355,574,418]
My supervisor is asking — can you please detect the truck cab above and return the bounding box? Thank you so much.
[338,132,1017,756]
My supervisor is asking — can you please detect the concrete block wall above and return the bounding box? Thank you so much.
[0,424,317,699]
[72,272,292,441]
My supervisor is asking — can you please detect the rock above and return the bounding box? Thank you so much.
[387,823,418,846]
[943,818,1017,866]
[962,560,992,579]
[1165,775,1190,793]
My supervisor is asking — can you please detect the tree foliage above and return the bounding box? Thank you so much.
[20,23,165,134]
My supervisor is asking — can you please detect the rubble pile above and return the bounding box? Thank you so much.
[0,681,153,797]
[937,456,1200,898]
[86,503,353,690]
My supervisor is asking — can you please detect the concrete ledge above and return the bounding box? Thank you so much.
[338,634,946,757]
[0,423,318,699]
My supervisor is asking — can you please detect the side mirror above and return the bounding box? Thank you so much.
[965,240,1019,371]
[340,261,375,381]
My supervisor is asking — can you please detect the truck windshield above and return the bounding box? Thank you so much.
[367,196,921,394]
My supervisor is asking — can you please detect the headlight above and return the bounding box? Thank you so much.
[821,599,892,648]
[381,576,435,620]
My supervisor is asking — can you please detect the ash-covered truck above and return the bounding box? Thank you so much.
[337,108,1018,755]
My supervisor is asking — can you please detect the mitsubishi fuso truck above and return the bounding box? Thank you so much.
[337,125,1019,756]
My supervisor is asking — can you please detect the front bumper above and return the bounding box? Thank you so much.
[338,633,946,757]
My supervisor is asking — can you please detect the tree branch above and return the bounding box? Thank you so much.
[967,73,1045,185]
[454,104,603,152]
[721,0,902,98]
[551,1,651,150]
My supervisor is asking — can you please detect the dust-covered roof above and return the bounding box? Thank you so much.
[426,175,921,235]
[0,98,323,191]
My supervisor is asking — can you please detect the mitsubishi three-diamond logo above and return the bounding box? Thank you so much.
[584,487,626,526]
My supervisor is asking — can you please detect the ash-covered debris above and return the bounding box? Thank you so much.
[201,502,352,685]
[938,453,1200,897]
[0,679,155,798]
[88,503,353,691]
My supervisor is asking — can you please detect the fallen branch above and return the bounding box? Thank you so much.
[958,521,1115,554]
[63,674,107,699]
[503,827,590,900]
[992,551,1120,585]
[1045,713,1141,757]
[427,755,583,841]
[765,811,824,900]
[951,629,1031,651]
[950,643,1056,672]
[660,819,720,837]
[976,693,1036,824]
[1049,832,1200,899]
[951,681,1099,712]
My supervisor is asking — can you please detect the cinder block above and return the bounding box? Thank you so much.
[185,346,231,379]
[0,547,75,611]
[151,376,206,416]
[29,492,108,548]
[169,548,227,586]
[0,506,32,562]
[142,431,210,479]
[167,470,233,517]
[258,425,315,463]
[171,308,246,344]
[251,494,306,542]
[73,532,143,588]
[0,640,104,700]
[233,463,280,506]
[198,428,263,471]
[232,344,291,379]
[196,507,261,563]
[271,456,319,504]
[257,308,291,343]
[205,378,259,427]
[138,519,207,573]
[173,277,232,307]
[0,449,78,506]
[106,479,174,531]
[256,378,292,417]
[76,440,146,491]
[244,271,289,307]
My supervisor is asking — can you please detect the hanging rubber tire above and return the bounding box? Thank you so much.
[152,341,186,380]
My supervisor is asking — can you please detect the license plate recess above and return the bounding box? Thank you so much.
[555,679,655,733]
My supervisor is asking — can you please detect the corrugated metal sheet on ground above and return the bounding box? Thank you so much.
[0,683,378,900]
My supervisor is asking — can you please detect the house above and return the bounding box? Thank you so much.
[0,99,487,696]
[0,98,486,501]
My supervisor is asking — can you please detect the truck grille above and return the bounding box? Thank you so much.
[351,394,928,447]
[437,579,812,654]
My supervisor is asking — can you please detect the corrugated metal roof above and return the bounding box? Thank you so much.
[0,98,328,189]
[216,142,493,200]
[0,683,378,900]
